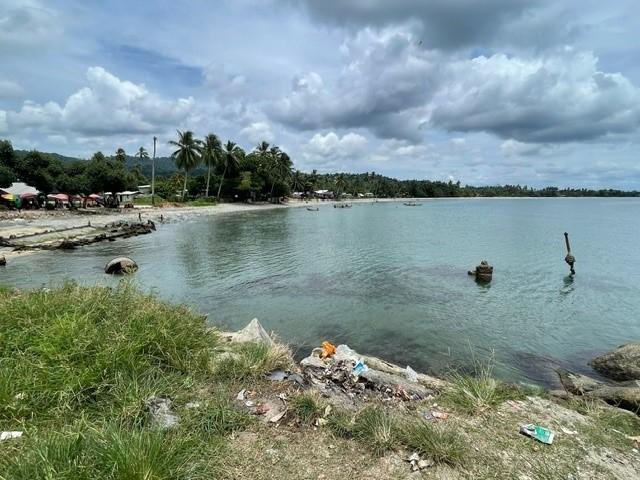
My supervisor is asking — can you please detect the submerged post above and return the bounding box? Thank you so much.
[564,232,575,275]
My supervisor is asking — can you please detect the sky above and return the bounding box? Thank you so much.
[1,0,640,188]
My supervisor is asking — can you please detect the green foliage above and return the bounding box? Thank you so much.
[212,341,292,382]
[326,407,354,438]
[351,405,397,455]
[0,164,15,188]
[290,393,324,426]
[399,420,468,466]
[0,422,224,480]
[443,361,526,414]
[0,283,217,425]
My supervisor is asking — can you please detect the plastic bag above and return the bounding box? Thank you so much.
[320,341,337,358]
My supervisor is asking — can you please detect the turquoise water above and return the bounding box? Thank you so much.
[3,199,639,386]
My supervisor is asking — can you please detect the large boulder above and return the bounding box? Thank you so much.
[590,343,640,381]
[104,257,138,274]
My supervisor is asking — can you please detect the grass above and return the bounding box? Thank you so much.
[351,405,397,455]
[398,420,468,466]
[133,195,165,206]
[0,283,246,479]
[290,393,324,426]
[213,341,293,382]
[184,198,217,207]
[442,356,527,414]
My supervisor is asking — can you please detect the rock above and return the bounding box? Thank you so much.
[104,257,138,274]
[557,369,604,394]
[557,368,640,412]
[0,255,5,266]
[469,260,493,282]
[229,318,274,346]
[590,343,640,381]
[300,355,327,371]
[360,369,434,399]
[146,397,178,429]
[584,383,640,411]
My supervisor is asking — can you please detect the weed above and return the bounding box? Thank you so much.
[290,393,324,426]
[352,405,397,455]
[326,407,354,438]
[399,420,467,466]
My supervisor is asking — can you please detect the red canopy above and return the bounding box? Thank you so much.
[88,193,102,199]
[20,192,37,199]
[47,193,69,201]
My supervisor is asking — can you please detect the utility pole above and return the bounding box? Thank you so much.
[152,136,157,206]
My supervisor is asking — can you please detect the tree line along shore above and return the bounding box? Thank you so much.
[0,283,638,479]
[1,136,638,212]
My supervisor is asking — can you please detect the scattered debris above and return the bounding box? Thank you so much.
[237,389,247,401]
[321,341,337,359]
[520,424,555,444]
[266,370,305,385]
[431,410,449,420]
[104,256,138,274]
[185,402,200,409]
[406,452,434,471]
[0,431,23,441]
[561,427,578,435]
[245,400,256,407]
[300,342,434,404]
[352,359,368,377]
[269,410,287,423]
[146,397,179,429]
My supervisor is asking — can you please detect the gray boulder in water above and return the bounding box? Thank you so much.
[590,343,640,381]
[104,257,138,274]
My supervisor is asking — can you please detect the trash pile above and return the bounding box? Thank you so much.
[299,342,434,405]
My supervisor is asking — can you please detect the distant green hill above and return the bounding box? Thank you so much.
[14,149,201,178]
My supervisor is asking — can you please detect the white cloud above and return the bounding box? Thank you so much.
[3,66,195,136]
[0,0,62,50]
[0,79,25,98]
[430,49,640,142]
[306,131,367,157]
[240,121,274,144]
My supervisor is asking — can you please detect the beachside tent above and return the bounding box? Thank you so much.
[1,182,39,197]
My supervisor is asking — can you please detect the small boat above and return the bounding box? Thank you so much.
[403,202,422,206]
[306,207,319,211]
[333,203,352,209]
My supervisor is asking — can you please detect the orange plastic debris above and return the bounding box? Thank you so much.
[320,341,337,358]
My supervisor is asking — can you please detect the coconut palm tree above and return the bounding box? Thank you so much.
[291,170,304,193]
[115,148,127,164]
[168,130,201,201]
[217,140,242,200]
[201,133,221,198]
[136,146,149,162]
[335,174,347,199]
[268,147,292,196]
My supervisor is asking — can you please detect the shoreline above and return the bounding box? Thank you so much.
[0,198,406,259]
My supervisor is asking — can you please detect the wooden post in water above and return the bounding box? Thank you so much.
[564,232,576,275]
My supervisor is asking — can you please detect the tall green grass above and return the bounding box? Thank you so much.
[0,283,238,479]
[0,283,217,426]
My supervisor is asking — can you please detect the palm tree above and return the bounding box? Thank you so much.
[267,146,292,196]
[201,133,221,198]
[115,148,127,164]
[291,170,304,193]
[217,140,242,200]
[136,146,149,163]
[168,130,201,201]
[335,174,347,199]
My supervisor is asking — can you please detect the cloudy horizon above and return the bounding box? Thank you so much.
[1,0,640,188]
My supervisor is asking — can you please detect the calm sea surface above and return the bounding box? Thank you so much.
[3,198,639,386]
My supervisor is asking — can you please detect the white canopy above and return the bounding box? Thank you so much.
[1,182,39,196]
